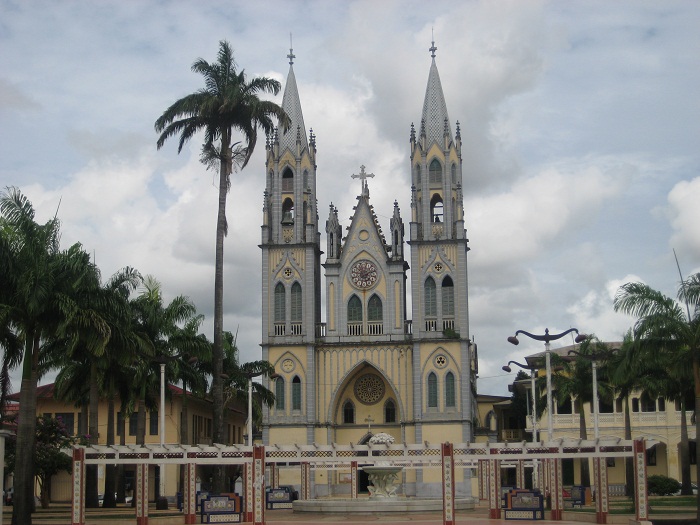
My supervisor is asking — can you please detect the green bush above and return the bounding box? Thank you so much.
[647,475,681,496]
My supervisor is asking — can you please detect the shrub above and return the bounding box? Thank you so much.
[647,475,681,496]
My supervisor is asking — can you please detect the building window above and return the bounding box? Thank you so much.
[632,398,640,412]
[641,394,656,412]
[646,446,657,466]
[428,372,438,408]
[281,197,294,224]
[368,294,382,321]
[451,164,457,185]
[129,412,138,436]
[149,411,158,436]
[291,282,302,322]
[275,377,285,410]
[430,194,443,223]
[556,396,573,415]
[348,295,362,322]
[274,282,285,323]
[445,372,455,408]
[282,167,294,192]
[292,376,301,411]
[56,412,75,436]
[429,158,442,184]
[343,401,355,424]
[425,277,436,317]
[416,164,421,185]
[657,397,665,412]
[442,276,454,317]
[385,400,396,423]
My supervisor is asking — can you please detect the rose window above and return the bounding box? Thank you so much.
[354,373,385,405]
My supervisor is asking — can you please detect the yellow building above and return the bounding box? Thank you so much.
[511,343,697,491]
[259,43,477,498]
[7,382,246,502]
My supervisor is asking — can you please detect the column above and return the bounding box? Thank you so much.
[549,458,563,521]
[593,457,608,524]
[488,458,501,519]
[71,448,86,525]
[478,460,487,500]
[136,463,149,525]
[633,439,649,523]
[270,463,278,489]
[252,445,266,525]
[351,461,358,499]
[441,443,455,525]
[516,460,525,489]
[245,461,253,522]
[183,463,197,524]
[300,462,310,500]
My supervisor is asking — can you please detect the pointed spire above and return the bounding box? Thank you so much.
[279,45,308,154]
[421,39,452,147]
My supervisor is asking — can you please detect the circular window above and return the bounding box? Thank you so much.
[283,268,293,279]
[434,262,443,272]
[435,354,448,368]
[354,373,385,405]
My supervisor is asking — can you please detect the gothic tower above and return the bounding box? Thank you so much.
[408,41,475,446]
[261,48,321,445]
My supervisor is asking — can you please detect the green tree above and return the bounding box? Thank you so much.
[155,41,287,490]
[614,272,700,517]
[549,337,612,488]
[4,415,73,509]
[0,187,110,525]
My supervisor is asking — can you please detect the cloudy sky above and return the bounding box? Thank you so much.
[2,1,699,397]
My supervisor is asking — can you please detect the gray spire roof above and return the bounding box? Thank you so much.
[279,63,308,153]
[421,56,452,145]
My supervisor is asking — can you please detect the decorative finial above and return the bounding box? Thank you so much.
[429,29,437,59]
[288,33,295,65]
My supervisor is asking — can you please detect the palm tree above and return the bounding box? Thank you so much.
[549,337,612,488]
[0,187,109,525]
[614,272,700,517]
[155,41,288,490]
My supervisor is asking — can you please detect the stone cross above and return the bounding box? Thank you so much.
[351,165,374,196]
[365,415,374,433]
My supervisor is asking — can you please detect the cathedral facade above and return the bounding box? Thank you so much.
[260,45,477,497]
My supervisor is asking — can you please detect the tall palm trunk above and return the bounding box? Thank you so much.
[211,132,231,493]
[116,410,126,503]
[12,334,40,525]
[102,382,117,508]
[85,360,100,508]
[623,395,634,498]
[576,398,591,487]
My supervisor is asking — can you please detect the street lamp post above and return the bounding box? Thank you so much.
[502,361,539,443]
[508,328,587,441]
[503,360,539,488]
[567,347,600,440]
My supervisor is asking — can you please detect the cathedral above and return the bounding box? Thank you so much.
[260,43,477,497]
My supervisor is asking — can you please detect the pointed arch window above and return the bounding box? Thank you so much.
[451,164,457,185]
[343,400,355,424]
[385,399,396,423]
[292,376,301,411]
[415,164,422,185]
[291,282,302,321]
[275,376,285,410]
[425,277,436,318]
[282,198,294,225]
[445,372,455,408]
[274,283,285,323]
[368,295,382,321]
[430,194,444,223]
[429,159,442,185]
[282,167,294,192]
[428,372,438,408]
[442,276,454,317]
[348,295,362,322]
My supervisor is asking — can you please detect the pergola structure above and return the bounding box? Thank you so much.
[71,438,651,525]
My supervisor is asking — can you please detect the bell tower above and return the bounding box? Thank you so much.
[408,41,474,445]
[261,47,321,444]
